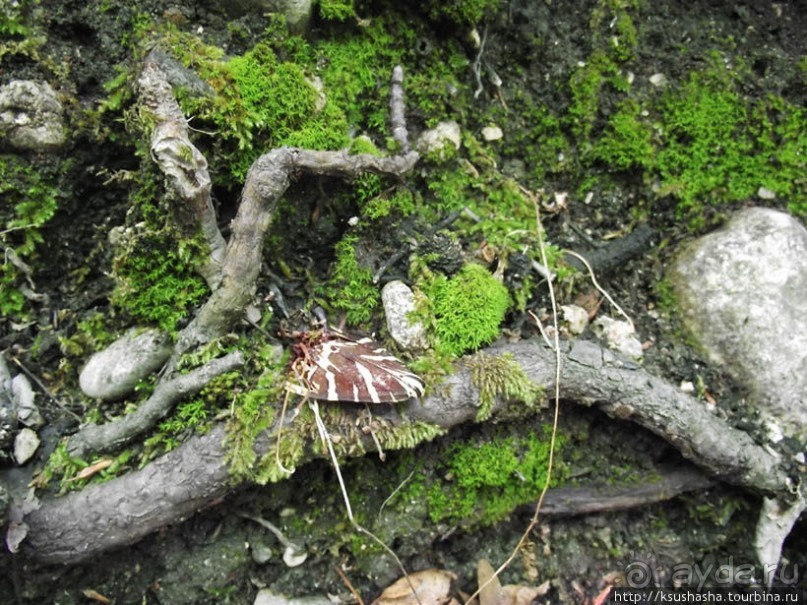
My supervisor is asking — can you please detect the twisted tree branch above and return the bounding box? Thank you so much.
[20,339,794,565]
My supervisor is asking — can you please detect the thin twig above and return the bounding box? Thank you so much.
[309,400,422,605]
[466,190,563,604]
[335,564,365,605]
[564,249,635,331]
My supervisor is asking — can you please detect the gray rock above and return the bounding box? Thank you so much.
[591,316,643,360]
[382,281,428,350]
[669,207,807,441]
[0,80,65,151]
[416,120,461,158]
[0,358,16,458]
[79,328,173,401]
[11,374,43,428]
[13,428,40,465]
[199,0,312,33]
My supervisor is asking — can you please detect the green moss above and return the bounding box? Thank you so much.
[425,0,502,26]
[466,352,544,421]
[111,226,208,333]
[105,164,208,333]
[426,425,564,526]
[653,63,807,226]
[317,0,355,21]
[319,234,379,326]
[426,263,511,357]
[589,99,654,169]
[0,0,45,63]
[160,29,350,184]
[0,155,61,318]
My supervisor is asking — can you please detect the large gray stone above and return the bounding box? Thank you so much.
[79,329,173,401]
[669,207,807,441]
[0,80,65,151]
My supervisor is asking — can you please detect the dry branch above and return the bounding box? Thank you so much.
[137,51,227,290]
[20,339,794,565]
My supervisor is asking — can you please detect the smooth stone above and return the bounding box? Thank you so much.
[382,281,428,350]
[591,316,643,360]
[14,427,40,465]
[0,80,65,151]
[668,207,807,441]
[12,374,43,428]
[416,120,461,158]
[561,304,589,335]
[79,328,173,401]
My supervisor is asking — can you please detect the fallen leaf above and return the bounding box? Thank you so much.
[81,588,111,603]
[372,569,459,605]
[69,459,113,482]
[477,559,504,605]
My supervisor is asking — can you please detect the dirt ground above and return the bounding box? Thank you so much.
[1,0,805,603]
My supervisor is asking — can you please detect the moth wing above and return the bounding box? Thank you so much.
[327,339,425,403]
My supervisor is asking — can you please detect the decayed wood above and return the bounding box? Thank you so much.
[137,52,227,290]
[20,339,793,565]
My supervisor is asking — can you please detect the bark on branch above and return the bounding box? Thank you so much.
[65,351,245,458]
[20,339,794,565]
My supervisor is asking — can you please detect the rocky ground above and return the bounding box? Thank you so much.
[0,0,805,603]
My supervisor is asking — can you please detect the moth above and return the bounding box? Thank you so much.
[286,330,424,403]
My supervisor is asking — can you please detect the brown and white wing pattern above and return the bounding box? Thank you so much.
[289,336,424,403]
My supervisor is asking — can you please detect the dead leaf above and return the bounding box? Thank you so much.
[81,588,111,603]
[372,569,459,605]
[477,559,504,605]
[69,459,113,482]
[501,583,546,605]
[478,559,551,605]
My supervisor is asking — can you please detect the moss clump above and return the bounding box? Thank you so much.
[426,425,564,526]
[319,234,379,326]
[109,169,208,334]
[111,225,208,333]
[466,352,544,421]
[162,30,350,184]
[427,263,511,357]
[589,99,654,170]
[317,0,355,21]
[0,155,61,318]
[425,0,502,26]
[654,64,807,225]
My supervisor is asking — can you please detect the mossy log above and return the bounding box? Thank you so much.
[20,339,793,565]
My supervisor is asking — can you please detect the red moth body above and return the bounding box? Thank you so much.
[288,331,424,403]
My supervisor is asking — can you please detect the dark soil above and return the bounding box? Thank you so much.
[1,0,805,603]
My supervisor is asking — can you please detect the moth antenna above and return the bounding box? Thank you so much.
[364,403,386,461]
[274,390,296,476]
[312,306,329,330]
[309,401,422,605]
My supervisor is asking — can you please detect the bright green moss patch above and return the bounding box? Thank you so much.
[427,263,511,357]
[426,425,563,526]
[0,155,61,317]
[654,66,807,225]
[319,234,379,326]
[317,0,355,21]
[589,99,654,169]
[111,228,208,333]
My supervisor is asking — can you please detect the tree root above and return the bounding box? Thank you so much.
[20,339,795,565]
[65,351,245,458]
